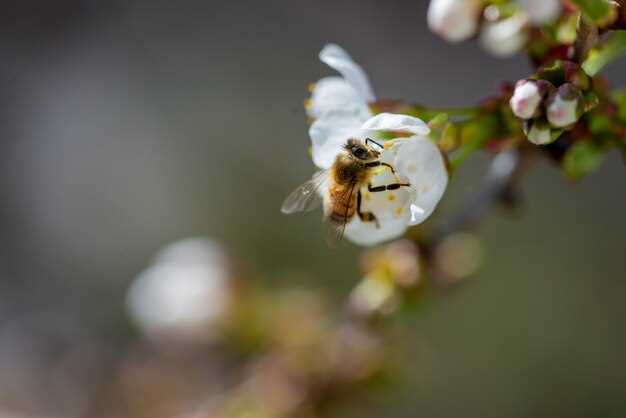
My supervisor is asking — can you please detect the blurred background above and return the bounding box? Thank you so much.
[0,0,625,417]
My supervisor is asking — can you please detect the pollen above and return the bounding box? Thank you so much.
[395,207,404,216]
[387,194,396,202]
[308,83,316,93]
[304,99,312,109]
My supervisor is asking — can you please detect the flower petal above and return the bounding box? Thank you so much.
[344,217,408,246]
[359,149,413,223]
[319,44,376,103]
[309,110,365,169]
[362,113,430,136]
[427,0,482,43]
[517,0,561,24]
[392,136,448,225]
[480,14,528,57]
[307,76,372,120]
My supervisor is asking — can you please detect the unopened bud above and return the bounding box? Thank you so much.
[510,80,542,119]
[428,0,482,43]
[547,84,582,128]
[480,14,528,57]
[524,118,558,145]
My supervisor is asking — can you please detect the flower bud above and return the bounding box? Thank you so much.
[510,80,542,119]
[547,84,582,128]
[524,118,557,145]
[480,14,528,57]
[516,0,561,24]
[427,0,482,43]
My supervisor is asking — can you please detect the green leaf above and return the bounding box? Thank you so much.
[562,141,606,179]
[570,0,616,25]
[582,30,626,76]
[449,114,499,171]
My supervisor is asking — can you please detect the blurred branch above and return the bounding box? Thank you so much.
[431,146,535,246]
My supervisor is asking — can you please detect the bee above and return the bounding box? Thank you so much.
[281,138,411,241]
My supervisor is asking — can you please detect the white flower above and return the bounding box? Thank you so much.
[480,14,528,57]
[307,44,375,121]
[126,237,231,342]
[517,0,561,24]
[310,112,448,246]
[547,85,580,128]
[510,80,542,119]
[427,0,482,43]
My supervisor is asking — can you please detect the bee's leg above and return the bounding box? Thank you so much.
[368,182,411,192]
[365,161,396,174]
[357,190,379,228]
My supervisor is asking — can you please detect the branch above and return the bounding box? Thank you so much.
[431,147,535,246]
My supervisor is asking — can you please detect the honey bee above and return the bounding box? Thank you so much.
[281,138,411,241]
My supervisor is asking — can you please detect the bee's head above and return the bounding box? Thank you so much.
[345,138,381,162]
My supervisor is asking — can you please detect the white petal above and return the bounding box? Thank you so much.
[392,136,448,225]
[547,95,578,127]
[357,148,413,223]
[427,0,481,43]
[510,80,541,119]
[480,15,528,57]
[344,217,408,246]
[361,113,430,136]
[319,44,376,103]
[307,76,372,120]
[309,110,365,169]
[517,0,561,24]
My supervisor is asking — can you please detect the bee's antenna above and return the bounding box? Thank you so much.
[365,138,384,150]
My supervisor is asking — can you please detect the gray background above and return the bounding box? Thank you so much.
[0,0,625,417]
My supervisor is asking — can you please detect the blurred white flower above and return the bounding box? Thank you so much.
[306,44,375,121]
[126,237,231,342]
[547,85,581,128]
[310,112,448,246]
[517,0,561,24]
[427,0,482,43]
[480,14,528,57]
[510,80,542,119]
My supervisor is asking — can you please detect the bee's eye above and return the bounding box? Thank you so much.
[353,147,369,160]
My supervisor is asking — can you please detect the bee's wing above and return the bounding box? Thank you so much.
[324,181,357,247]
[281,170,329,214]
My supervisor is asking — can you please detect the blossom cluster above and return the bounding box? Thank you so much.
[287,0,626,247]
[510,60,598,144]
[427,0,562,56]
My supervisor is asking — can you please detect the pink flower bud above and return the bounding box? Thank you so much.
[427,0,482,43]
[547,84,582,128]
[510,80,542,119]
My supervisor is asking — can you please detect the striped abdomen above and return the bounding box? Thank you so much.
[326,181,358,224]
